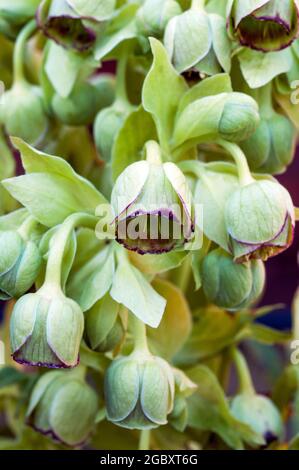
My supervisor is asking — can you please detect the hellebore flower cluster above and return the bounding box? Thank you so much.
[0,0,298,452]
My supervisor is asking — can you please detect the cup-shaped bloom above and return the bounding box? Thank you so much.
[52,82,100,126]
[93,104,127,162]
[228,0,299,52]
[0,82,48,145]
[105,352,175,429]
[27,370,98,447]
[164,7,231,75]
[225,179,295,262]
[241,113,296,175]
[10,284,84,368]
[111,143,194,254]
[201,248,265,311]
[231,394,283,446]
[37,0,97,51]
[137,0,182,38]
[0,230,41,300]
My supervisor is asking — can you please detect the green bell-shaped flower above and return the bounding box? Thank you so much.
[111,141,195,254]
[241,111,296,175]
[105,351,175,429]
[85,296,125,353]
[52,82,99,126]
[201,248,265,311]
[93,104,128,162]
[27,369,98,447]
[231,394,283,445]
[0,81,48,145]
[0,230,41,300]
[225,179,295,262]
[137,0,182,38]
[10,283,84,368]
[164,3,231,75]
[227,0,299,52]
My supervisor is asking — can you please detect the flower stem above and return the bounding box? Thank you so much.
[191,0,206,10]
[139,430,151,451]
[13,19,37,84]
[131,315,149,354]
[216,139,254,186]
[145,140,162,165]
[44,213,98,288]
[231,347,255,395]
[115,45,131,110]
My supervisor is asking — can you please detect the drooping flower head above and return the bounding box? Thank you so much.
[228,0,299,52]
[111,141,195,255]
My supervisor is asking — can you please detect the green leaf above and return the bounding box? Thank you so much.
[112,106,157,180]
[238,48,292,89]
[85,294,119,350]
[178,73,232,115]
[67,0,116,20]
[187,365,264,449]
[0,367,28,389]
[147,279,192,360]
[94,4,138,61]
[193,162,240,251]
[67,244,115,311]
[129,250,187,275]
[142,38,187,151]
[3,138,107,227]
[0,208,28,231]
[110,259,166,328]
[248,323,292,345]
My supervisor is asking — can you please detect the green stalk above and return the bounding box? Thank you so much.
[139,429,151,451]
[131,315,150,354]
[191,0,206,10]
[145,140,162,165]
[216,139,254,186]
[13,19,37,84]
[115,44,133,111]
[44,213,98,288]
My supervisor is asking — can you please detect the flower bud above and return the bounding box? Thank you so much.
[37,0,97,51]
[27,370,98,447]
[93,104,127,162]
[225,179,295,262]
[231,394,283,445]
[0,0,40,27]
[111,141,195,254]
[0,82,48,145]
[85,297,125,353]
[228,0,299,52]
[164,7,231,75]
[10,284,84,368]
[0,230,41,299]
[241,113,296,175]
[91,73,116,111]
[52,82,99,126]
[201,248,265,311]
[218,93,260,142]
[105,352,175,429]
[136,0,182,38]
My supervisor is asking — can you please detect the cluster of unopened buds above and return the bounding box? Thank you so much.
[0,0,298,451]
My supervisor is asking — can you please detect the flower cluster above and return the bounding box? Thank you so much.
[0,0,298,452]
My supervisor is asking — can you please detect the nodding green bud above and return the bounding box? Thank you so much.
[225,179,295,262]
[201,248,265,311]
[37,0,97,51]
[241,113,296,175]
[85,296,125,353]
[0,82,48,145]
[219,93,260,142]
[137,0,182,38]
[0,0,40,27]
[105,352,175,429]
[0,230,41,300]
[52,82,99,126]
[228,0,299,52]
[93,105,128,162]
[91,73,116,111]
[164,6,231,76]
[111,141,195,254]
[10,284,84,368]
[231,394,283,446]
[27,370,98,447]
